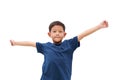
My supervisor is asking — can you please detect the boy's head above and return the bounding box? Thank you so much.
[49,21,65,32]
[48,21,66,44]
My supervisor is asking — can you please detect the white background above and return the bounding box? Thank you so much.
[0,0,120,80]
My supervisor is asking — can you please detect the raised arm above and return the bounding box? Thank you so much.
[10,40,36,47]
[78,20,108,41]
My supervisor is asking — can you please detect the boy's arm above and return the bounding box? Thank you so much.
[10,40,36,47]
[78,20,108,41]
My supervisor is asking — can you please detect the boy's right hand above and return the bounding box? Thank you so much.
[10,40,14,46]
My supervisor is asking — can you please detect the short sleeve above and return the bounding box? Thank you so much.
[36,42,44,54]
[68,36,80,51]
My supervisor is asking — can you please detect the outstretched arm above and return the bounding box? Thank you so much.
[78,20,108,41]
[10,40,36,47]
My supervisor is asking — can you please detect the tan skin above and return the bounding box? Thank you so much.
[48,25,66,44]
[10,20,108,47]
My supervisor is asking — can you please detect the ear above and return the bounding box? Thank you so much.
[48,32,51,37]
[64,32,67,37]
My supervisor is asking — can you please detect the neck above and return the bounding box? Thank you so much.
[53,41,62,46]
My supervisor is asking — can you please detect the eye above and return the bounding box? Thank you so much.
[59,31,63,33]
[53,31,56,33]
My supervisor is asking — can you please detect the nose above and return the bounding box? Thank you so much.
[56,31,59,36]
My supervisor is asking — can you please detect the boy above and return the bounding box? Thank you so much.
[10,20,108,80]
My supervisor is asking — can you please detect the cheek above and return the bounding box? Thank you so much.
[51,34,56,37]
[60,33,65,37]
[49,32,54,37]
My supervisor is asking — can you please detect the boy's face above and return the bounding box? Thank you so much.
[48,25,66,43]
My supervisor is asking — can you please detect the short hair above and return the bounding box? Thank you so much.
[49,21,65,32]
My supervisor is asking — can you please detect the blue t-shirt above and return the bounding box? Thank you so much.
[36,36,80,80]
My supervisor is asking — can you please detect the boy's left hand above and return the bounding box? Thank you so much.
[98,21,108,28]
[99,20,109,28]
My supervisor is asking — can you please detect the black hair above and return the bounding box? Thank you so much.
[49,21,65,32]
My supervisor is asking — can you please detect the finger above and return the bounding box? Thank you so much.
[105,21,108,27]
[10,40,13,46]
[104,21,108,27]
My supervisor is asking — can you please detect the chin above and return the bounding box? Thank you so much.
[53,40,62,44]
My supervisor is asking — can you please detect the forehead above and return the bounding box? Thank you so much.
[51,25,64,31]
